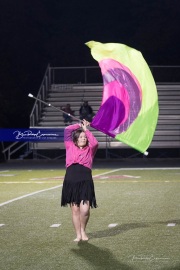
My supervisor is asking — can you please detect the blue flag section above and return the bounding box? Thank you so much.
[0,128,65,142]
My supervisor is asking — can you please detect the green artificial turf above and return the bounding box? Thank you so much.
[0,167,180,270]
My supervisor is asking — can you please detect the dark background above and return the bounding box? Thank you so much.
[0,0,180,128]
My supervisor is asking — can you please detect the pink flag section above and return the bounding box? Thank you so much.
[91,58,142,137]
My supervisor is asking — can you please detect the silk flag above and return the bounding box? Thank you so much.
[86,41,159,154]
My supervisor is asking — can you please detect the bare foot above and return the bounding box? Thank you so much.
[81,232,89,241]
[82,237,89,241]
[74,237,81,242]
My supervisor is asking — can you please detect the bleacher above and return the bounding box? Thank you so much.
[30,83,180,155]
[39,84,102,127]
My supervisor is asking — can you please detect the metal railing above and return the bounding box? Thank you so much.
[50,65,180,84]
[29,64,51,126]
[2,142,30,160]
[29,65,180,129]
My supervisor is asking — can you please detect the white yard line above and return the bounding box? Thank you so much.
[0,169,119,207]
[0,184,62,207]
[98,167,180,171]
[93,168,123,178]
[0,167,179,207]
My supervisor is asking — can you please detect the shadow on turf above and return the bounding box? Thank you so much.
[157,219,180,225]
[71,241,180,270]
[88,219,180,240]
[71,242,135,270]
[88,222,150,239]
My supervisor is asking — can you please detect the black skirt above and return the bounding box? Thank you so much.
[61,163,97,208]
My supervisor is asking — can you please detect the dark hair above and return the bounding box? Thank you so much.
[73,129,88,147]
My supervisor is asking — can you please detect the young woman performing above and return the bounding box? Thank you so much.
[61,119,98,242]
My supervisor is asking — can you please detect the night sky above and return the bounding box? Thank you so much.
[0,0,180,128]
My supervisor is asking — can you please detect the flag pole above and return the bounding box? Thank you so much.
[28,93,80,121]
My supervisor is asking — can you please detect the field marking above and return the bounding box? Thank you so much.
[50,224,61,228]
[93,168,125,178]
[0,185,62,207]
[108,223,118,228]
[0,168,119,207]
[1,180,180,185]
[1,182,61,184]
[94,167,180,171]
[95,180,180,183]
[0,167,180,207]
[167,223,176,227]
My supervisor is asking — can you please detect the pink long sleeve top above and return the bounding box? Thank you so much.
[64,123,98,170]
